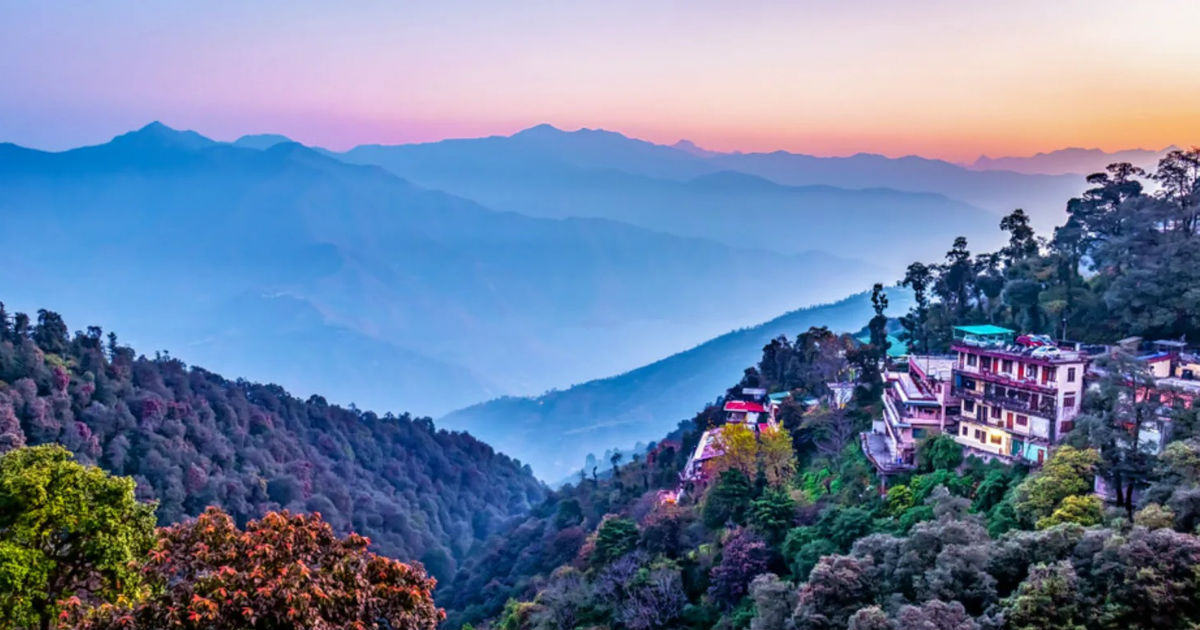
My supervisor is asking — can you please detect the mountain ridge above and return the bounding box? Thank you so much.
[338,128,1005,268]
[0,122,879,421]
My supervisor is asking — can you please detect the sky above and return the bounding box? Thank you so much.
[2,1,1198,161]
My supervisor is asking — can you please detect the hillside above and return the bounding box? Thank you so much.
[441,152,1200,630]
[441,289,912,480]
[0,301,545,580]
[0,122,879,417]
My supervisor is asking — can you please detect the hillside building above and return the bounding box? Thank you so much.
[951,325,1088,464]
[865,354,960,470]
[682,389,781,484]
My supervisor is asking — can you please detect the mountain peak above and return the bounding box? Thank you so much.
[672,139,721,158]
[111,121,216,151]
[513,123,565,137]
[233,133,294,150]
[512,124,632,142]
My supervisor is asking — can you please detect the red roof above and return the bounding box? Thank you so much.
[724,400,766,413]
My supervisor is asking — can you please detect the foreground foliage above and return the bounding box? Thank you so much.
[69,507,443,630]
[0,445,155,630]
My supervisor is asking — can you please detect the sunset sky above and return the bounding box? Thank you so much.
[2,1,1198,161]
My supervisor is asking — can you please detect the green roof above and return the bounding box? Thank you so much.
[856,333,909,357]
[954,324,1015,336]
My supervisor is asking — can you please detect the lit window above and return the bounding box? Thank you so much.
[990,434,1002,445]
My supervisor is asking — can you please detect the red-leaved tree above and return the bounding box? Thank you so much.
[68,506,443,630]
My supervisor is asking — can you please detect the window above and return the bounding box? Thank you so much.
[1003,359,1013,373]
[981,357,992,371]
[1064,394,1076,409]
[990,434,1002,445]
[991,406,1001,419]
[961,424,969,436]
[1044,367,1057,382]
[963,400,976,413]
[1016,414,1028,426]
[974,429,986,442]
[967,354,978,367]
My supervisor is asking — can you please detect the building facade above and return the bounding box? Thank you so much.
[873,354,959,467]
[950,325,1088,464]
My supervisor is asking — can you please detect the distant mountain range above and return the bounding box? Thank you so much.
[341,135,999,269]
[441,289,912,480]
[339,124,1088,235]
[970,146,1174,176]
[0,122,879,419]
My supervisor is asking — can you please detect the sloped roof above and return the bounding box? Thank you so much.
[724,400,766,413]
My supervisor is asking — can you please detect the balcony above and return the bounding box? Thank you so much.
[953,384,1056,418]
[958,366,1058,395]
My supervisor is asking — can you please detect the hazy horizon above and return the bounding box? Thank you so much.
[0,119,1183,167]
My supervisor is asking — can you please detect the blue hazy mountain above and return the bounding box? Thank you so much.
[338,124,1086,240]
[441,289,912,480]
[706,151,1086,226]
[0,122,879,418]
[232,133,295,150]
[970,145,1174,175]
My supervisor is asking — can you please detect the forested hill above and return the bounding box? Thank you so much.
[0,302,546,580]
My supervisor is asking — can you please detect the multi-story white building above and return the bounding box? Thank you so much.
[950,325,1088,464]
[872,354,959,467]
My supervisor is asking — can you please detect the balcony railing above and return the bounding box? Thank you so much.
[953,384,1056,418]
[958,366,1057,394]
[882,395,902,427]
